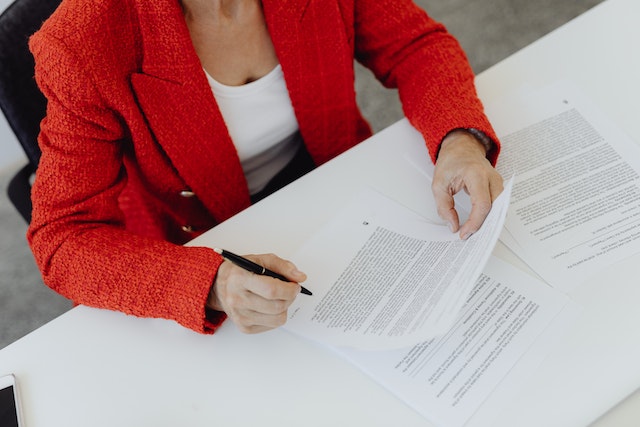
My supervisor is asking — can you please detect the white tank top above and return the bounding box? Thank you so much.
[205,65,302,195]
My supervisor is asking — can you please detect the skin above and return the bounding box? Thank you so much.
[433,131,504,240]
[182,0,278,86]
[208,253,307,334]
[183,0,504,333]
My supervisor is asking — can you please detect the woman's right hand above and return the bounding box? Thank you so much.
[208,253,307,333]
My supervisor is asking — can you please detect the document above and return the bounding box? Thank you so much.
[278,114,577,426]
[337,257,572,427]
[285,182,513,350]
[486,82,640,291]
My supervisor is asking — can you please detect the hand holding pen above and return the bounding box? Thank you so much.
[208,248,310,334]
[215,248,312,295]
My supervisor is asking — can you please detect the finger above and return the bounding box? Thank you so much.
[458,168,505,238]
[489,174,505,202]
[243,272,301,304]
[213,261,293,310]
[257,253,307,283]
[212,262,296,334]
[238,280,295,315]
[231,309,289,334]
[458,179,493,239]
[222,280,291,328]
[432,183,460,233]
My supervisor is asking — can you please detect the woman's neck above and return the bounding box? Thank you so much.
[181,0,277,87]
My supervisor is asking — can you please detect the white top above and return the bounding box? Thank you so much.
[206,65,302,194]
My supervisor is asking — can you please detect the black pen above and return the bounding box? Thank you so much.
[214,248,312,296]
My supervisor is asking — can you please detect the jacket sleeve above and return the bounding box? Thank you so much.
[352,0,500,164]
[27,29,226,334]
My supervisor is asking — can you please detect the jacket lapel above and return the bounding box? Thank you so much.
[263,0,358,165]
[129,0,250,223]
[263,0,311,21]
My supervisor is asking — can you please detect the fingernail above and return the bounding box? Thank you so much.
[448,222,455,233]
[462,232,473,240]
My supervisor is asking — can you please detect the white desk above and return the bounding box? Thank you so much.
[475,0,640,425]
[1,0,639,425]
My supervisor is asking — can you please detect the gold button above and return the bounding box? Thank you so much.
[179,190,195,198]
[181,225,194,233]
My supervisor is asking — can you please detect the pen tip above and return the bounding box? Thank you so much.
[213,248,222,254]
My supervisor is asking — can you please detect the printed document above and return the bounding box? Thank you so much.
[486,82,640,291]
[286,182,512,350]
[338,257,572,427]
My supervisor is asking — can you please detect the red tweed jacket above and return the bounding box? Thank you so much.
[27,0,499,333]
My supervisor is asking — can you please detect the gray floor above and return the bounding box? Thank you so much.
[0,0,604,350]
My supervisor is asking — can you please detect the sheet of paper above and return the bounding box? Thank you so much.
[485,82,640,291]
[285,181,513,350]
[336,257,573,427]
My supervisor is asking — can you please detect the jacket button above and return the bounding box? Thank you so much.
[181,225,194,233]
[180,190,196,198]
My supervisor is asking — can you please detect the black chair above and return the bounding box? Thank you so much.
[0,0,61,223]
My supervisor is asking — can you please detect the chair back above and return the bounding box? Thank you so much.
[0,0,61,167]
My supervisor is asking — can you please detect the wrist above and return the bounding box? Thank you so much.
[439,129,489,159]
[464,128,494,155]
[206,271,224,312]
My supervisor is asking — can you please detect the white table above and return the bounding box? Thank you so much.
[1,0,639,425]
[475,0,640,425]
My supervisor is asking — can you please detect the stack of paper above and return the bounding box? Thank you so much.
[285,181,573,427]
[490,83,640,291]
[278,81,639,426]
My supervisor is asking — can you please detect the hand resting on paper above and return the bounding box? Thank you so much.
[432,130,504,240]
[208,253,307,333]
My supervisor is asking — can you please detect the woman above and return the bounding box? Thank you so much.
[28,0,503,335]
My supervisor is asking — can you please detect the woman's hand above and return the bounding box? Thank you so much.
[208,253,307,333]
[432,130,504,239]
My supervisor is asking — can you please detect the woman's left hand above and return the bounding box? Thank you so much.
[432,130,504,239]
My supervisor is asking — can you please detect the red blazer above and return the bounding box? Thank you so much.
[28,0,499,333]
